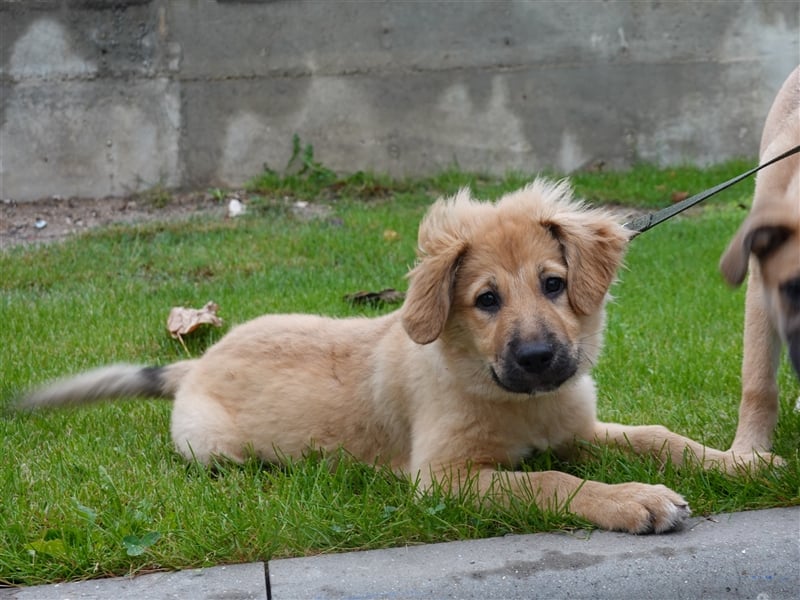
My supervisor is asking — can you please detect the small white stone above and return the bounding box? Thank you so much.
[228,199,246,218]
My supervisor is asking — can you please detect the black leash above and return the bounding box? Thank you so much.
[624,143,800,237]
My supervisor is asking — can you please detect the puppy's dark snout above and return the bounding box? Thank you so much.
[780,277,800,309]
[515,342,555,372]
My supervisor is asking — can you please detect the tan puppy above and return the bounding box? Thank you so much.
[21,180,769,534]
[720,65,800,454]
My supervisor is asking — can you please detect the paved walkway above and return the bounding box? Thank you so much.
[2,506,798,600]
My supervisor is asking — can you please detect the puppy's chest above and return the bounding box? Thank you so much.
[502,403,586,460]
[508,434,565,465]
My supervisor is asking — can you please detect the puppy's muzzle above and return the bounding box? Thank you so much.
[493,337,578,394]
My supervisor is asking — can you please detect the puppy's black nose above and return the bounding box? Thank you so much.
[781,277,800,309]
[515,342,554,372]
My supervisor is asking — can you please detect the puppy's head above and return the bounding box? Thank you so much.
[401,179,631,397]
[720,175,800,378]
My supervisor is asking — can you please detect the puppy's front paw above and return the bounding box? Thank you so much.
[616,482,691,534]
[575,481,691,534]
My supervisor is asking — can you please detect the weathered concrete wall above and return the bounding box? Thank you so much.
[1,0,798,201]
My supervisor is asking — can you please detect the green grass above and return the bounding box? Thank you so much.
[1,161,798,587]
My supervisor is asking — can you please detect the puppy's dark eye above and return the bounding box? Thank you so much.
[475,291,501,312]
[542,277,565,297]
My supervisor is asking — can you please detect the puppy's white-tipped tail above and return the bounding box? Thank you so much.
[17,361,196,410]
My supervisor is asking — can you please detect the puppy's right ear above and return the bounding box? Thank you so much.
[402,194,472,345]
[401,242,466,345]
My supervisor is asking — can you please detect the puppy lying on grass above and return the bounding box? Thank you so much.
[20,179,774,534]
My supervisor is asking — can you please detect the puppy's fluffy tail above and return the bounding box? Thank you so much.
[17,361,196,410]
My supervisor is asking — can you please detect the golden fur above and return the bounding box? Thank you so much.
[21,179,775,534]
[720,65,800,453]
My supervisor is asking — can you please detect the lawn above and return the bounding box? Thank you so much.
[1,160,798,586]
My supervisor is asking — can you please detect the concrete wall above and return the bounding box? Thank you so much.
[1,0,798,201]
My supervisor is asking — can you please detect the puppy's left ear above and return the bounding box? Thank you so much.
[402,242,466,344]
[548,214,631,315]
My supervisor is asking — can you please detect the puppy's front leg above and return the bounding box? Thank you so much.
[592,421,781,474]
[421,465,689,534]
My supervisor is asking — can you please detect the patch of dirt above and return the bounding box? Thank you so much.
[0,192,229,251]
[1,192,650,252]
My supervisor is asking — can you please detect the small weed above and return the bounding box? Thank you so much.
[208,188,227,202]
[247,135,337,200]
[247,135,418,203]
[122,532,161,557]
[139,184,173,209]
[285,134,337,184]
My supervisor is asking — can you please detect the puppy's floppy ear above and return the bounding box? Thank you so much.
[547,212,631,315]
[402,243,466,344]
[720,214,792,286]
[402,192,471,344]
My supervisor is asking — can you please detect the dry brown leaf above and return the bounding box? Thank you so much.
[671,191,690,203]
[344,289,405,306]
[167,301,223,339]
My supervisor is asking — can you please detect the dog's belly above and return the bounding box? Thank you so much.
[170,312,413,465]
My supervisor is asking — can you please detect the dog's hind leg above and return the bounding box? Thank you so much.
[170,390,248,465]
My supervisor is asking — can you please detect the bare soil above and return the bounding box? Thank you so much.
[2,192,647,252]
[1,192,229,251]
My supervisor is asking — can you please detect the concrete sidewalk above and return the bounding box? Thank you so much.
[3,506,798,600]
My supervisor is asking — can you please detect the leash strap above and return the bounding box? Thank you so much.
[624,143,800,237]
